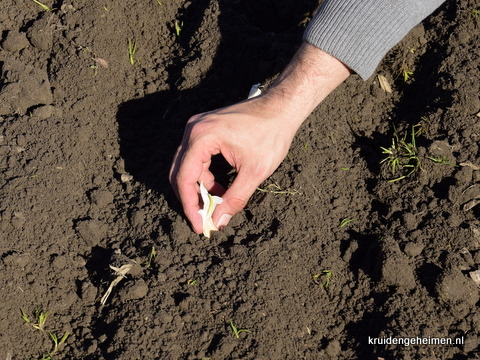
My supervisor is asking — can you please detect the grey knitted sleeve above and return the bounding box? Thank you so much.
[303,0,446,80]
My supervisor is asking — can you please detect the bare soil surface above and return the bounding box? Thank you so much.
[1,0,480,359]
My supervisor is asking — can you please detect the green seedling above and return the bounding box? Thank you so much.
[32,0,51,11]
[380,125,422,182]
[339,218,357,227]
[427,156,457,167]
[21,308,69,359]
[144,246,156,268]
[471,10,479,17]
[128,39,138,65]
[341,167,349,171]
[257,181,302,196]
[229,320,250,338]
[187,279,197,286]
[21,307,49,331]
[103,6,109,11]
[313,270,333,289]
[175,20,184,37]
[156,0,163,5]
[402,69,414,82]
[48,331,70,357]
[89,64,98,76]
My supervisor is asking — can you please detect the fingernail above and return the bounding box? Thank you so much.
[217,214,232,229]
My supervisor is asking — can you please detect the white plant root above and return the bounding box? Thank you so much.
[100,263,134,305]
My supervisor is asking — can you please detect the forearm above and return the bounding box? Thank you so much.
[304,0,446,79]
[258,42,350,133]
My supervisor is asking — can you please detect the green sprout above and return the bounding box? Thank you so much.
[156,0,163,5]
[313,270,333,289]
[32,0,51,11]
[229,320,250,338]
[128,39,138,65]
[401,64,414,82]
[339,218,357,227]
[21,307,49,331]
[144,246,156,268]
[427,156,457,167]
[175,20,184,37]
[89,64,98,76]
[187,279,197,286]
[48,331,70,357]
[256,181,302,196]
[380,125,422,182]
[21,307,69,359]
[471,10,479,17]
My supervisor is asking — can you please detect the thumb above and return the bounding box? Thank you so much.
[213,172,260,229]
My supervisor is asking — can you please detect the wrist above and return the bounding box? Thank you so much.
[260,42,350,130]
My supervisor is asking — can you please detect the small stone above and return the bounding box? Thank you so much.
[120,174,133,182]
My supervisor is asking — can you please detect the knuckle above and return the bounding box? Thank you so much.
[227,194,249,211]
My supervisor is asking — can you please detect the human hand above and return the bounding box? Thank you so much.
[169,43,351,234]
[169,96,300,233]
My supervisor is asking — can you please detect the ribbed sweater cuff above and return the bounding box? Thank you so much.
[303,0,445,80]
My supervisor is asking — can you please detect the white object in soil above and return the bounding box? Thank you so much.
[248,83,262,99]
[198,182,223,238]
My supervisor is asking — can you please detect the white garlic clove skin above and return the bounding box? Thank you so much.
[202,216,219,238]
[198,182,223,238]
[248,83,262,99]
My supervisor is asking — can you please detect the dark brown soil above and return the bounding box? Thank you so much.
[1,0,480,359]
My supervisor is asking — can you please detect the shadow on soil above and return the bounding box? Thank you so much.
[115,0,317,212]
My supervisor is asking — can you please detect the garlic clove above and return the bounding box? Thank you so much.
[198,182,223,238]
[248,83,262,99]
